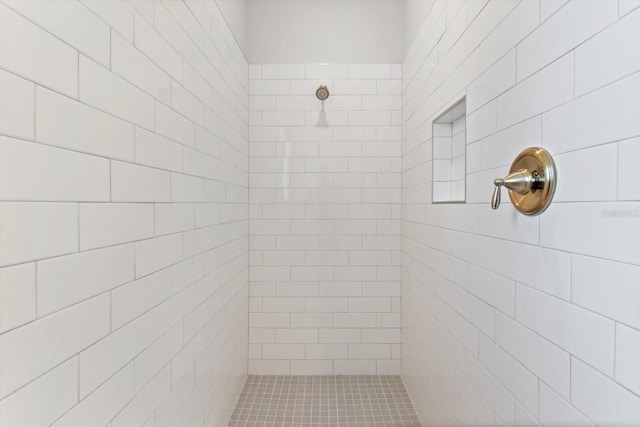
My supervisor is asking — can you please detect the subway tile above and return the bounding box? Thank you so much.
[619,137,640,200]
[334,360,376,375]
[37,244,134,317]
[134,233,183,278]
[5,0,110,67]
[518,0,616,81]
[515,284,615,376]
[0,136,110,202]
[0,263,36,333]
[540,202,640,265]
[79,313,154,398]
[82,0,134,42]
[0,202,78,267]
[111,31,171,103]
[111,161,171,202]
[53,362,134,427]
[0,294,109,399]
[572,255,640,330]
[111,366,171,427]
[494,312,570,399]
[497,54,573,130]
[79,55,154,129]
[539,382,594,427]
[111,268,172,330]
[0,70,34,140]
[0,357,78,427]
[0,4,78,97]
[542,73,640,154]
[571,358,640,426]
[615,324,640,396]
[79,203,154,250]
[575,7,640,96]
[36,87,134,161]
[479,335,538,416]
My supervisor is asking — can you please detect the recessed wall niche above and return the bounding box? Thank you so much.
[432,98,466,203]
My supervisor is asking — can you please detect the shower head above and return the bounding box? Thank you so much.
[315,85,330,101]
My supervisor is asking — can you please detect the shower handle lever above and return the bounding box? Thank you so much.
[491,169,536,209]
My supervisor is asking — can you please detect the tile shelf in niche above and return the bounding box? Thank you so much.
[432,97,466,203]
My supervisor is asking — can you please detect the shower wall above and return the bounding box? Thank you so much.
[248,64,402,375]
[0,1,248,426]
[402,1,640,426]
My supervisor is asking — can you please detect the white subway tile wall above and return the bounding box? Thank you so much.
[402,1,640,426]
[0,1,248,427]
[248,63,402,375]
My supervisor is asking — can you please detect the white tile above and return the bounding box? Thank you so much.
[619,0,640,15]
[111,161,171,202]
[36,87,135,161]
[497,54,573,130]
[79,203,154,250]
[348,344,390,359]
[53,362,134,427]
[111,31,171,103]
[154,203,194,236]
[111,365,171,427]
[305,344,347,360]
[0,263,36,333]
[134,324,183,392]
[494,312,570,399]
[0,70,34,140]
[0,294,109,399]
[553,144,617,202]
[170,331,203,386]
[515,284,615,376]
[305,64,348,79]
[465,353,515,425]
[0,202,78,267]
[262,64,305,80]
[572,255,640,330]
[5,0,110,66]
[540,202,640,265]
[467,49,516,113]
[0,136,110,202]
[37,244,134,316]
[542,73,640,154]
[79,313,154,398]
[79,55,154,129]
[571,358,640,426]
[348,64,391,79]
[539,382,594,427]
[478,0,539,73]
[0,357,77,427]
[82,0,134,42]
[517,0,617,80]
[615,324,640,396]
[290,360,333,375]
[275,329,318,344]
[540,0,569,22]
[113,268,171,330]
[134,233,183,278]
[0,4,78,97]
[575,7,640,95]
[619,137,640,200]
[479,335,538,416]
[334,360,376,375]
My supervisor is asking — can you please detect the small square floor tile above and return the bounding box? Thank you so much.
[228,375,422,426]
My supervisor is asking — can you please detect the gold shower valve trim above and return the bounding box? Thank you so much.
[491,147,557,216]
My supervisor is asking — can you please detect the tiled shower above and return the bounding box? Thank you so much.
[0,1,639,427]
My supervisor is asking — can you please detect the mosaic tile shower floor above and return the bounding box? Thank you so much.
[228,375,422,427]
